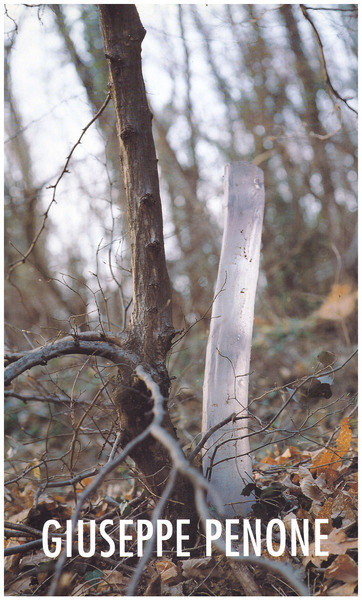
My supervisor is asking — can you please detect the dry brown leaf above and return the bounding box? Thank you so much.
[262,541,290,562]
[261,445,307,466]
[331,490,357,524]
[78,476,95,488]
[163,582,185,596]
[299,469,325,502]
[4,575,34,596]
[155,559,181,585]
[311,449,338,475]
[19,550,50,569]
[316,283,357,322]
[296,507,313,522]
[144,573,161,596]
[261,455,278,465]
[345,471,358,492]
[97,570,130,593]
[155,558,176,574]
[6,482,36,515]
[314,472,333,494]
[57,572,75,595]
[282,512,297,533]
[306,527,358,567]
[324,554,358,583]
[279,446,305,463]
[280,475,300,494]
[36,571,48,585]
[181,556,215,579]
[325,581,358,596]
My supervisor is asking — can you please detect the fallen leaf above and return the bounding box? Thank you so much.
[181,557,215,579]
[317,351,336,367]
[305,527,358,567]
[262,541,291,562]
[299,469,325,502]
[311,418,352,477]
[336,418,352,459]
[315,498,333,534]
[324,554,358,583]
[144,573,161,596]
[325,581,357,596]
[261,455,278,465]
[155,559,181,585]
[4,575,34,595]
[97,569,130,593]
[316,284,357,322]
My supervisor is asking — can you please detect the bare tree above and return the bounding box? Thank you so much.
[98,4,197,521]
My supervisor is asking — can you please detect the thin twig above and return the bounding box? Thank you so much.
[189,412,236,462]
[300,5,357,115]
[7,93,111,275]
[4,390,92,406]
[126,468,178,595]
[171,273,228,346]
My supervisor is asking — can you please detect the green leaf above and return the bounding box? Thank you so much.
[84,569,103,582]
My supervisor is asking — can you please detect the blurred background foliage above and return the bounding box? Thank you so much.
[5,4,357,476]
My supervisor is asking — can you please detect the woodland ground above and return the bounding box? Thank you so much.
[5,301,357,596]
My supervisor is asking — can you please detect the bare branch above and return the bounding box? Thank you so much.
[126,468,178,595]
[300,4,358,115]
[4,334,140,386]
[5,539,44,556]
[41,362,310,596]
[302,5,358,12]
[4,390,93,406]
[7,92,111,275]
[133,367,310,596]
[48,419,154,594]
[189,412,236,463]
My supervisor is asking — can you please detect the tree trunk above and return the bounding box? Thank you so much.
[280,4,343,250]
[99,4,196,525]
[202,161,264,517]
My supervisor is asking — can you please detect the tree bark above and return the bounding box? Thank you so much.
[99,4,196,525]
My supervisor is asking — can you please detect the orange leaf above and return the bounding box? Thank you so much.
[336,418,352,458]
[155,559,181,585]
[316,284,357,322]
[155,559,175,574]
[310,448,335,474]
[261,456,278,465]
[311,418,352,476]
[279,446,304,463]
[315,498,333,534]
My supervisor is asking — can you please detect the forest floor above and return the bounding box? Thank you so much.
[4,306,358,596]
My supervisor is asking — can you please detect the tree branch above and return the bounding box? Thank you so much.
[8,93,111,275]
[300,4,358,115]
[4,334,140,386]
[44,362,309,595]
